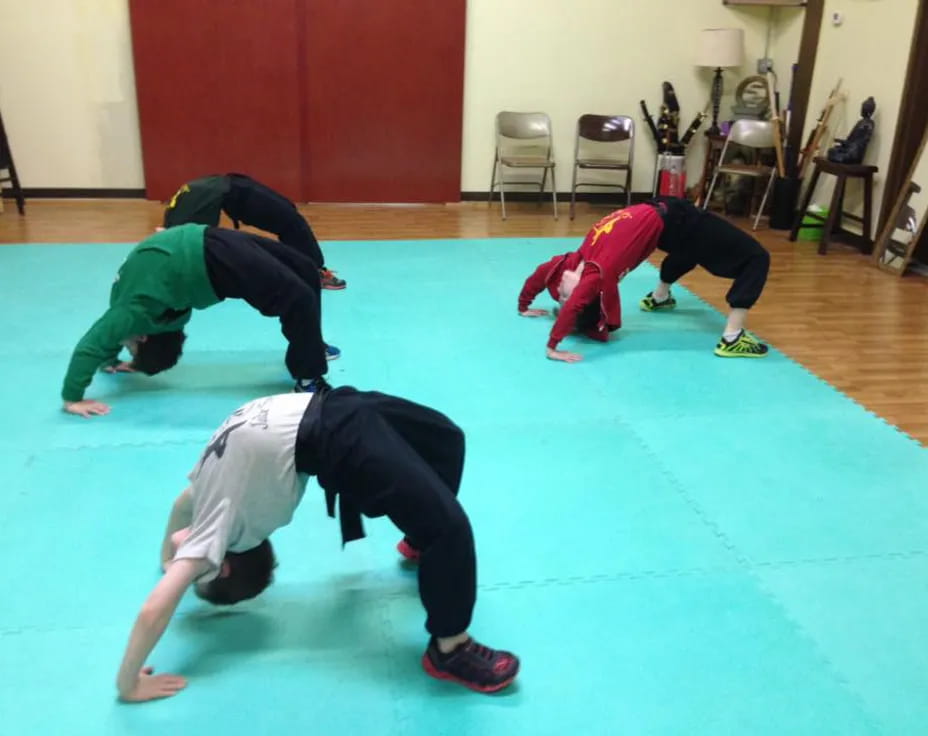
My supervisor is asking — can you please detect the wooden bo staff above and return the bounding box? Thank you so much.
[766,71,786,178]
[798,78,843,178]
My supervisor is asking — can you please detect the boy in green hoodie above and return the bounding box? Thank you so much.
[61,224,339,417]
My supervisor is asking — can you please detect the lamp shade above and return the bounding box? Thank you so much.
[696,28,744,68]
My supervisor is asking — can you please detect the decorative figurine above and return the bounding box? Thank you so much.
[827,97,876,165]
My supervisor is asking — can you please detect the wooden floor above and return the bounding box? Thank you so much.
[3,198,927,445]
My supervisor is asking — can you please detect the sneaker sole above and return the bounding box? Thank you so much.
[326,352,341,361]
[421,654,518,694]
[639,302,676,312]
[322,284,347,290]
[713,348,768,358]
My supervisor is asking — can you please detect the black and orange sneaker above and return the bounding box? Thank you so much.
[397,537,421,563]
[422,637,520,693]
[320,268,347,290]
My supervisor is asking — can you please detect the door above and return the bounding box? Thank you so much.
[301,0,466,202]
[129,0,304,200]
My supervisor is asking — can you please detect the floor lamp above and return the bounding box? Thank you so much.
[697,28,745,136]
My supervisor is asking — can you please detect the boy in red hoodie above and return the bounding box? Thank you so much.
[517,203,665,362]
[518,198,770,361]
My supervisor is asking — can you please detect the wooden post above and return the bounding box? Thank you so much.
[767,72,786,177]
[784,0,825,176]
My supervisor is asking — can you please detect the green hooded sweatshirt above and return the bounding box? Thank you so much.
[61,224,220,402]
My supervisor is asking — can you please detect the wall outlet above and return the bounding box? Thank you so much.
[757,58,774,74]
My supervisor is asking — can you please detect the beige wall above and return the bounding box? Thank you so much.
[0,0,783,193]
[462,0,788,193]
[801,0,918,222]
[0,0,914,206]
[0,0,143,188]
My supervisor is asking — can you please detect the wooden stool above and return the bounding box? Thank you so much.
[789,156,877,255]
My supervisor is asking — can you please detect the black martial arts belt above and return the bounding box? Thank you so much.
[295,387,366,546]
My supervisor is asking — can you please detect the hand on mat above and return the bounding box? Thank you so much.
[546,348,582,363]
[104,361,136,374]
[63,399,111,418]
[120,667,187,702]
[519,308,549,317]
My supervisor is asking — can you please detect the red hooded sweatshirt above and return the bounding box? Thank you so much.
[518,204,665,349]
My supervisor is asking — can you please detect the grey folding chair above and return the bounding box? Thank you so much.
[703,119,777,230]
[570,114,634,219]
[489,111,558,220]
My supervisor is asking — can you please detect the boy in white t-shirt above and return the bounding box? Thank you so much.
[114,388,519,702]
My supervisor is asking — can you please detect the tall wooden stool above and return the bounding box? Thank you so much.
[789,156,877,255]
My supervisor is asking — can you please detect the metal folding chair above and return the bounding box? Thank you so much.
[489,111,558,220]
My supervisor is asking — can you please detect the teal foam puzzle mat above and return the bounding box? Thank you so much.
[0,238,925,734]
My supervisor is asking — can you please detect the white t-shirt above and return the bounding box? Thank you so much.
[174,393,313,582]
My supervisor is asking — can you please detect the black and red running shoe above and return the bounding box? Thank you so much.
[320,268,347,290]
[422,637,519,693]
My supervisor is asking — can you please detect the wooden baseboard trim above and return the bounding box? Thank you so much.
[1,187,146,198]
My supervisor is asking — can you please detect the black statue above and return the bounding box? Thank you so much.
[828,97,876,165]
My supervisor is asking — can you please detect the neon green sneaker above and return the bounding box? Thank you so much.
[714,330,769,358]
[640,292,677,312]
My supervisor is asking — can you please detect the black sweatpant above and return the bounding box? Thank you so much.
[655,198,770,309]
[224,174,326,269]
[202,227,328,381]
[297,388,475,638]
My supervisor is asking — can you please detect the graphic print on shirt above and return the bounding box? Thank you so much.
[167,184,191,210]
[194,420,247,477]
[248,398,272,430]
[589,209,634,247]
[192,398,275,479]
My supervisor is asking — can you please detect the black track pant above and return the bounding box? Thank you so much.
[203,227,328,381]
[659,209,770,309]
[302,388,475,638]
[224,174,326,269]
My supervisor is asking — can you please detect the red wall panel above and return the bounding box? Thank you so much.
[301,0,466,202]
[129,0,303,200]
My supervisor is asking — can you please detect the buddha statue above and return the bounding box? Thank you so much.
[828,97,876,165]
